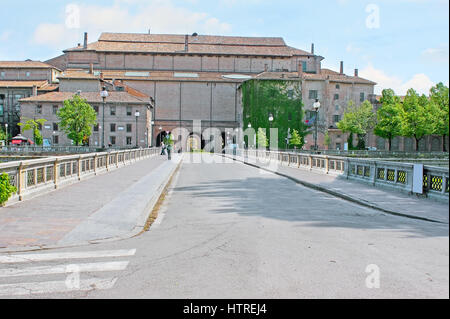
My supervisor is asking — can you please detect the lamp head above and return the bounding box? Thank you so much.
[313,99,321,110]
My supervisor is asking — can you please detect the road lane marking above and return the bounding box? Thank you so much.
[0,277,118,297]
[0,261,129,278]
[0,249,137,264]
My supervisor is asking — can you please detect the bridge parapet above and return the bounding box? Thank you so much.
[240,149,449,201]
[0,148,160,205]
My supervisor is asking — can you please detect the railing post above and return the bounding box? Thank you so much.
[93,154,98,175]
[77,156,82,181]
[54,158,59,189]
[325,156,329,174]
[309,155,313,171]
[116,152,119,168]
[17,163,25,200]
[106,153,110,171]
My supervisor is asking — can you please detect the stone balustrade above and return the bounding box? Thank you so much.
[0,148,160,205]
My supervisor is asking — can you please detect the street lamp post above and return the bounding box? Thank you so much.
[313,99,321,151]
[135,110,140,148]
[268,114,274,151]
[100,87,108,149]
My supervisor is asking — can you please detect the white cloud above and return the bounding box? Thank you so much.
[421,45,449,65]
[31,0,232,49]
[360,63,435,95]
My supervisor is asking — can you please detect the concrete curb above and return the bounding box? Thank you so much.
[224,154,447,225]
[0,157,184,254]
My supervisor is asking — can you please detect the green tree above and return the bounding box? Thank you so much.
[0,173,17,206]
[290,129,303,149]
[257,128,268,148]
[428,83,449,151]
[58,94,97,146]
[0,127,7,142]
[323,131,331,149]
[374,89,402,151]
[398,89,432,151]
[18,118,47,146]
[337,100,376,150]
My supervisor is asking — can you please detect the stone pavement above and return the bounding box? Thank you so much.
[226,154,449,224]
[0,154,181,252]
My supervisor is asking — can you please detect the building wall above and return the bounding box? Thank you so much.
[0,68,53,82]
[19,101,150,148]
[59,79,101,93]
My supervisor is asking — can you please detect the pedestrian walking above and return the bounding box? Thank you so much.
[164,132,174,160]
[160,142,166,155]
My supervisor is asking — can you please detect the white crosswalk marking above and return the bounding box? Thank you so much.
[0,249,136,297]
[0,249,136,264]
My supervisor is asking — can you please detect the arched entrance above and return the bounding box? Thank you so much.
[187,133,201,152]
[156,131,167,147]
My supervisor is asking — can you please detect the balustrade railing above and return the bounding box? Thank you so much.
[236,149,449,200]
[0,148,160,204]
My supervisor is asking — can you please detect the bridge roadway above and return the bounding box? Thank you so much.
[0,153,448,298]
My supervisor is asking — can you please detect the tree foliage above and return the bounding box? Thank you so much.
[428,82,449,151]
[374,89,402,151]
[398,89,432,151]
[18,118,47,146]
[0,173,16,206]
[290,129,303,149]
[337,100,376,150]
[57,95,97,146]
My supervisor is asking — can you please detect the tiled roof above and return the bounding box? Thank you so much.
[0,80,48,88]
[100,70,250,83]
[0,61,60,70]
[303,68,376,85]
[58,69,100,80]
[65,33,313,57]
[19,91,151,104]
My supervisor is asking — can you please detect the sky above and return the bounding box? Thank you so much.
[0,0,448,95]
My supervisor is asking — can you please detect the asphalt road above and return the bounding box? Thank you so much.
[1,154,448,299]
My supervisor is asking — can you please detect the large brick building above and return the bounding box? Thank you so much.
[0,61,60,137]
[41,32,377,149]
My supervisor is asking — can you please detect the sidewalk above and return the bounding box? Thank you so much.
[0,154,181,252]
[227,154,449,224]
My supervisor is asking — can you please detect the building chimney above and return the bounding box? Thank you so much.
[340,61,344,75]
[83,32,88,49]
[354,69,359,77]
[185,35,189,52]
[311,43,315,55]
[89,63,94,74]
[32,85,38,97]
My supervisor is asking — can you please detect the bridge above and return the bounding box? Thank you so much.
[0,148,448,298]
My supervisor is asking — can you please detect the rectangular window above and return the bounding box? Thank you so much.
[334,94,339,100]
[0,71,5,78]
[52,105,58,115]
[53,135,59,145]
[110,123,116,132]
[26,72,30,77]
[93,105,99,114]
[0,103,3,116]
[94,124,99,132]
[127,106,132,116]
[53,123,58,131]
[110,106,116,116]
[36,105,42,114]
[360,92,365,102]
[336,143,341,150]
[335,105,340,111]
[126,137,132,145]
[309,90,318,100]
[126,124,132,133]
[336,84,340,89]
[110,136,116,145]
[302,61,307,72]
[333,115,341,123]
[287,89,294,98]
